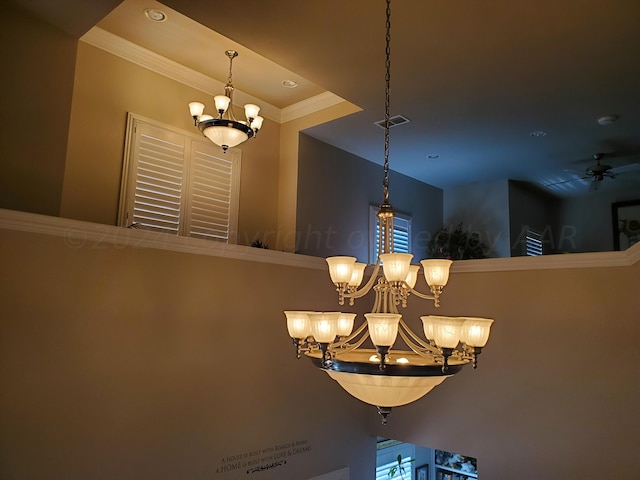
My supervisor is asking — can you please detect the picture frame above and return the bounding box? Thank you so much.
[415,464,429,480]
[612,199,640,251]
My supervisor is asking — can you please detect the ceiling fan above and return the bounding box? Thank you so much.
[584,153,615,190]
[544,153,640,191]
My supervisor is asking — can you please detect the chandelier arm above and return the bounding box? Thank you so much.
[397,329,442,358]
[331,328,371,355]
[344,259,382,300]
[331,321,369,348]
[403,284,437,301]
[398,318,432,350]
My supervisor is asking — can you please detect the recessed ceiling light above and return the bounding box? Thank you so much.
[282,79,298,88]
[426,154,440,159]
[530,130,547,137]
[144,8,167,22]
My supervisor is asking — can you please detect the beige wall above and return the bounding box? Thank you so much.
[277,103,360,252]
[0,225,375,480]
[0,4,76,216]
[1,214,640,479]
[60,42,281,246]
[371,260,640,479]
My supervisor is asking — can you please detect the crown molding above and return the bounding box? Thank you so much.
[281,91,349,123]
[80,27,347,125]
[80,27,281,123]
[2,209,638,272]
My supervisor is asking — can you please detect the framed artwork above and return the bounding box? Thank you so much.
[416,464,429,480]
[612,199,640,250]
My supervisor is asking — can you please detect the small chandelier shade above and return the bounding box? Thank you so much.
[188,50,263,152]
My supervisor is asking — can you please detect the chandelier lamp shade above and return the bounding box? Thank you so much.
[284,0,494,424]
[188,50,263,152]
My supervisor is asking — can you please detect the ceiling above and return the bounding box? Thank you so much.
[10,0,640,197]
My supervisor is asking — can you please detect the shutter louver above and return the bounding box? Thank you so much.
[131,128,185,234]
[525,229,543,256]
[392,217,411,253]
[375,216,411,254]
[187,145,234,241]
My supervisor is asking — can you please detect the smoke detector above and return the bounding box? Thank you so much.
[597,115,618,126]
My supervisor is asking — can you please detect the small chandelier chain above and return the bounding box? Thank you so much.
[383,0,392,204]
[225,50,238,86]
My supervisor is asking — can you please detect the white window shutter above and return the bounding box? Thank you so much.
[525,228,543,256]
[376,442,415,480]
[392,216,411,253]
[370,205,413,263]
[185,139,240,243]
[126,121,186,234]
[119,113,241,244]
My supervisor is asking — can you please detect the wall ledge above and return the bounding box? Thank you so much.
[1,209,638,272]
[0,209,326,270]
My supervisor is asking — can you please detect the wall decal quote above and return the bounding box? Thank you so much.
[215,439,311,475]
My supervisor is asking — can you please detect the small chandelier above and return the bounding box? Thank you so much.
[284,0,494,424]
[189,50,263,152]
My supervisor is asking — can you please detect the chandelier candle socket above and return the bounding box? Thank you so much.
[283,0,494,424]
[188,50,263,152]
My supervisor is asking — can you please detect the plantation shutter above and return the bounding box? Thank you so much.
[119,114,240,243]
[376,441,414,480]
[125,122,185,234]
[370,206,412,263]
[391,216,411,253]
[186,140,239,242]
[525,228,543,256]
[375,456,414,480]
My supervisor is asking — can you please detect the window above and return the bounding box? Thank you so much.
[370,205,412,264]
[524,228,543,256]
[118,114,240,243]
[376,440,414,480]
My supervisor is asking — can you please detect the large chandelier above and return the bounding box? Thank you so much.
[284,0,494,424]
[188,50,263,152]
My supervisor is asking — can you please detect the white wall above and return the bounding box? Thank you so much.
[444,180,511,257]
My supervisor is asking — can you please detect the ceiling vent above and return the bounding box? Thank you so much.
[374,115,410,129]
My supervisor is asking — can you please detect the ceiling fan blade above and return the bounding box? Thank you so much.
[543,175,590,188]
[611,163,640,174]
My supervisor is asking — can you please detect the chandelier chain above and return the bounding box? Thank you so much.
[225,50,238,86]
[383,0,392,204]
